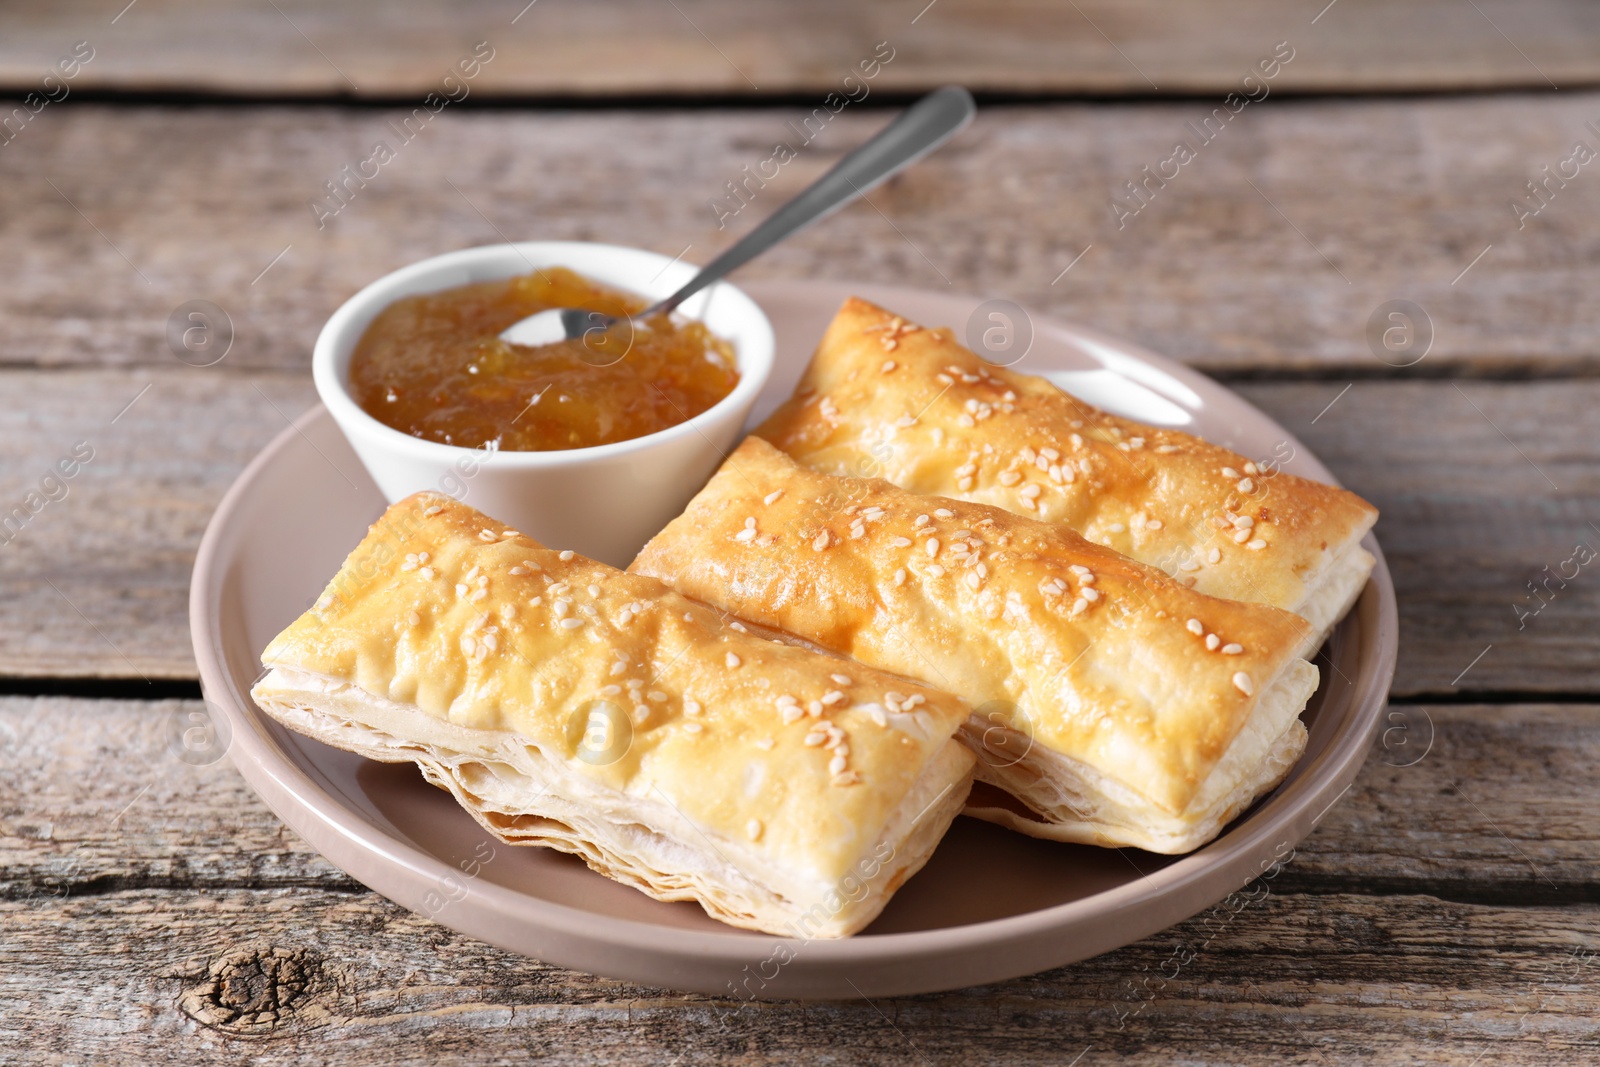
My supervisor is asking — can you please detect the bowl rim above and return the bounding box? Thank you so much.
[311,240,776,467]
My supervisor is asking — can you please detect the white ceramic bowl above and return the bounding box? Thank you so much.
[312,241,775,567]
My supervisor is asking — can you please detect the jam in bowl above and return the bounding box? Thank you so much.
[312,241,775,567]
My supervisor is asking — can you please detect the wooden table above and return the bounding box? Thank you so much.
[2,2,1597,1062]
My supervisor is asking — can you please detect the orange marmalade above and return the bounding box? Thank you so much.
[349,267,739,451]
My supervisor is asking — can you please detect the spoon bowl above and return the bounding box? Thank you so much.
[503,306,624,351]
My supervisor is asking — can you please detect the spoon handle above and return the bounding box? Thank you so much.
[647,85,976,318]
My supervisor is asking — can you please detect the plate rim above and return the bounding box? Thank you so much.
[189,281,1398,997]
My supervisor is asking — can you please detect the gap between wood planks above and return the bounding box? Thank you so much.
[10,359,1600,382]
[13,874,1593,910]
[0,676,202,700]
[0,84,1591,110]
[7,678,1600,705]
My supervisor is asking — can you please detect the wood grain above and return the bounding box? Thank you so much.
[0,12,1588,1059]
[1,888,1595,1064]
[2,370,1595,693]
[1,100,1598,377]
[2,0,1598,98]
[1,698,1593,902]
[0,370,316,681]
[3,697,1598,1063]
[1237,379,1600,696]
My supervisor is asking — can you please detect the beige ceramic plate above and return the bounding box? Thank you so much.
[190,280,1397,999]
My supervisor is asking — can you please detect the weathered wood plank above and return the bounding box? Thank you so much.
[2,370,1594,693]
[1274,703,1600,901]
[1235,379,1600,696]
[0,100,1597,376]
[1,698,1593,902]
[0,696,352,895]
[0,370,316,681]
[3,0,1599,98]
[0,886,1595,1065]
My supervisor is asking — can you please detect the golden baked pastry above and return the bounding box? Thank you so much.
[251,492,975,937]
[756,297,1378,651]
[631,438,1320,854]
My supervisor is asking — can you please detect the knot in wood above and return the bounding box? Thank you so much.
[178,945,328,1036]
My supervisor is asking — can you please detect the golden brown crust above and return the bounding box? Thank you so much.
[630,437,1318,820]
[755,297,1378,627]
[253,492,974,935]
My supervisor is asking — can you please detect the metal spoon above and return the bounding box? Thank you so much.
[498,85,976,351]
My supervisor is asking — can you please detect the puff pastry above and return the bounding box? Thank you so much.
[756,297,1378,651]
[251,492,975,937]
[631,437,1320,854]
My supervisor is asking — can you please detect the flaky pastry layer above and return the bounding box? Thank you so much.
[252,492,976,936]
[755,297,1379,649]
[631,438,1321,853]
[962,674,1311,852]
